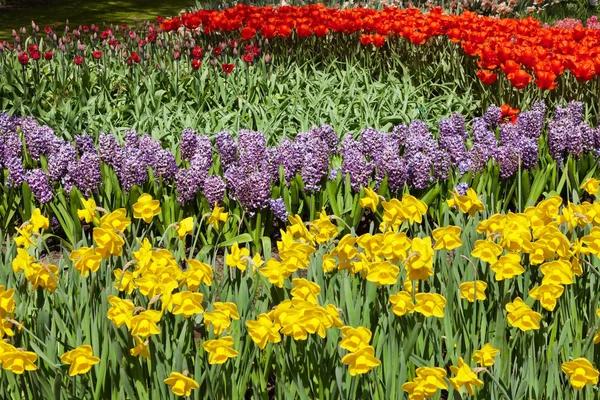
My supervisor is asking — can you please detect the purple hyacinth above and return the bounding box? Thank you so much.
[215,131,237,167]
[495,146,520,179]
[176,167,199,203]
[0,113,19,135]
[341,136,374,192]
[97,132,121,168]
[277,138,303,184]
[6,156,26,186]
[204,175,226,205]
[359,128,386,162]
[309,125,338,155]
[301,136,329,193]
[376,141,406,192]
[117,148,147,192]
[180,128,199,161]
[75,134,95,155]
[329,167,340,180]
[68,152,102,196]
[269,198,288,221]
[404,120,437,159]
[124,129,139,148]
[391,123,408,147]
[26,125,57,160]
[234,170,271,211]
[26,168,53,204]
[152,149,177,180]
[48,142,76,182]
[483,104,502,129]
[454,182,469,195]
[406,153,431,190]
[237,129,267,169]
[432,150,451,180]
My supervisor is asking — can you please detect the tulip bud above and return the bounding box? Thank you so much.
[31,20,36,29]
[264,53,271,63]
[12,29,16,37]
[220,41,227,50]
[233,48,238,56]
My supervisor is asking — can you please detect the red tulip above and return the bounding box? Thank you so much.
[507,69,532,89]
[535,70,558,90]
[241,26,256,41]
[476,69,498,85]
[74,55,84,65]
[93,50,102,59]
[44,51,53,61]
[18,52,29,65]
[372,34,386,48]
[222,63,234,74]
[191,59,202,70]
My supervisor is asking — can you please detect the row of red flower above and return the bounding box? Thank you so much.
[158,4,600,89]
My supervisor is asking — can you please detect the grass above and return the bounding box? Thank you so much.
[0,0,195,41]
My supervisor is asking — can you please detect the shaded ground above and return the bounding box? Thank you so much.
[0,0,195,40]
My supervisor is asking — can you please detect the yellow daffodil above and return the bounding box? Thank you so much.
[93,226,124,259]
[208,203,228,229]
[506,297,542,331]
[389,291,415,316]
[184,259,213,289]
[562,358,599,390]
[341,346,381,376]
[540,259,573,285]
[113,269,137,294]
[176,217,194,239]
[225,243,250,271]
[450,357,484,395]
[432,225,462,250]
[164,372,200,397]
[0,348,38,374]
[473,343,500,367]
[581,178,600,195]
[14,225,35,249]
[402,367,448,399]
[130,310,162,338]
[246,314,281,350]
[170,291,204,318]
[60,345,101,376]
[70,247,102,277]
[287,214,315,244]
[309,209,338,244]
[414,293,446,318]
[447,188,484,216]
[528,284,564,311]
[29,208,49,231]
[0,286,15,320]
[459,281,487,302]
[340,326,372,352]
[471,240,503,264]
[12,248,33,273]
[202,336,238,364]
[130,337,150,359]
[106,296,134,329]
[291,278,321,304]
[405,237,434,281]
[77,198,98,224]
[400,194,428,225]
[100,208,130,232]
[490,253,524,280]
[133,193,161,223]
[366,260,400,285]
[359,187,379,212]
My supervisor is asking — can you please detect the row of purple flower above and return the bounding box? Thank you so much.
[0,100,596,217]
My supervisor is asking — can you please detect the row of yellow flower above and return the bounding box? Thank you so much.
[4,178,600,396]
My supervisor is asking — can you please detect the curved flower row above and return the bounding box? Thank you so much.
[4,6,600,91]
[0,100,597,212]
[158,5,600,89]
